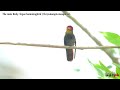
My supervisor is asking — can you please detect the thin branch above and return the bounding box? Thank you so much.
[62,11,119,64]
[0,42,120,49]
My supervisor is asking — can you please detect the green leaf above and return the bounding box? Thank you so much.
[117,77,120,79]
[100,32,120,45]
[116,67,120,75]
[94,64,112,70]
[99,61,112,73]
[115,65,120,79]
[110,63,120,79]
[94,64,101,68]
[88,59,104,77]
[93,66,104,77]
[113,63,120,68]
[88,60,120,79]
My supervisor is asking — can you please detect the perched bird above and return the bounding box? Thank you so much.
[64,25,76,61]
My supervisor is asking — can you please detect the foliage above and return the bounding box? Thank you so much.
[100,32,120,46]
[88,59,120,79]
[87,32,120,79]
[100,31,120,57]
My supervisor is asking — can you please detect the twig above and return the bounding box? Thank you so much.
[62,11,119,64]
[0,42,120,49]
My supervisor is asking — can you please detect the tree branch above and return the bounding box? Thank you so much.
[0,42,120,49]
[62,11,119,64]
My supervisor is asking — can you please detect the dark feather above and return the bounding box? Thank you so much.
[64,33,76,61]
[66,49,73,61]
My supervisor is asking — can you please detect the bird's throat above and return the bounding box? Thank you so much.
[66,30,73,34]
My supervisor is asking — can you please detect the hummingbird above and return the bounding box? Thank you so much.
[64,25,76,61]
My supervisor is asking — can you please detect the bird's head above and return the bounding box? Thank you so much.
[67,25,73,31]
[66,26,73,34]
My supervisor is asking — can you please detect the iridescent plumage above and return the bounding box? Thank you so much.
[64,26,76,61]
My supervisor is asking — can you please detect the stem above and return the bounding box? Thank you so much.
[0,42,120,49]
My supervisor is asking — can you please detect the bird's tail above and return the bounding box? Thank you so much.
[74,49,76,59]
[74,41,76,59]
[66,49,73,61]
